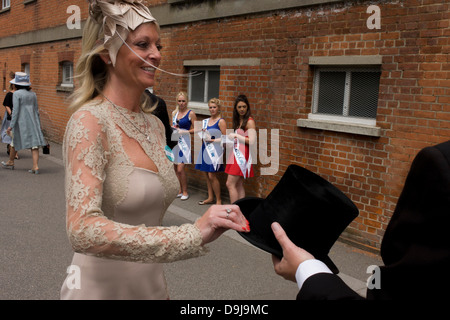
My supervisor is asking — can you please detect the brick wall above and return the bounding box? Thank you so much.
[0,40,82,142]
[0,0,448,250]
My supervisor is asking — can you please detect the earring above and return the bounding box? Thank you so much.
[107,61,112,65]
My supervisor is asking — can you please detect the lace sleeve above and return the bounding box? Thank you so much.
[63,108,208,263]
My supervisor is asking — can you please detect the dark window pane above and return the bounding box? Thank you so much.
[207,70,220,101]
[317,71,346,115]
[191,71,205,102]
[349,72,381,118]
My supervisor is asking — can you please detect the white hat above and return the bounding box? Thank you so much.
[10,72,31,86]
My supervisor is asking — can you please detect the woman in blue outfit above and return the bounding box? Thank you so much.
[1,72,46,173]
[171,91,196,200]
[195,98,226,205]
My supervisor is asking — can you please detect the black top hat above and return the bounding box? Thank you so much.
[235,165,359,274]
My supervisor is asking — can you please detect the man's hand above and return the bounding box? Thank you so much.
[271,222,315,282]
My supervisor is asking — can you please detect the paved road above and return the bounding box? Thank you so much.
[0,142,382,300]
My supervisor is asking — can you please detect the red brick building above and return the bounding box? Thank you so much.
[1,0,448,251]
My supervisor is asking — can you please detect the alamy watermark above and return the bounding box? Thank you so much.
[366,5,382,30]
[66,5,81,30]
[367,265,381,290]
[176,125,280,176]
[65,265,81,290]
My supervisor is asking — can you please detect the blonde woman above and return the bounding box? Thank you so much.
[171,91,196,200]
[195,98,226,205]
[60,0,248,300]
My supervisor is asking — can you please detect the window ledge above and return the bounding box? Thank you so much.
[297,118,381,137]
[56,85,74,93]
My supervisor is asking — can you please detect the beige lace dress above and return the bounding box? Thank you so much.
[60,100,207,300]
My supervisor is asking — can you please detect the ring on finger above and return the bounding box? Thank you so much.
[226,208,232,219]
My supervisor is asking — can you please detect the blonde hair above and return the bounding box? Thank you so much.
[68,16,154,114]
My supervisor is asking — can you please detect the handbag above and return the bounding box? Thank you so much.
[43,144,50,155]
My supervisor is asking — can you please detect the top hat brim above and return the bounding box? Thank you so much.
[235,197,340,273]
[233,165,360,275]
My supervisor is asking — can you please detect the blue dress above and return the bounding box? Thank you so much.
[10,89,46,151]
[172,110,192,164]
[195,118,225,172]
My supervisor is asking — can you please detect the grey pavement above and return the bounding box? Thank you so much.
[0,141,382,300]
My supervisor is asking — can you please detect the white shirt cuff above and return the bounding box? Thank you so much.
[295,259,333,291]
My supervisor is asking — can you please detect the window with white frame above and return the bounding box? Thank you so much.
[2,0,10,9]
[188,67,220,107]
[61,61,74,87]
[22,64,30,76]
[311,66,381,126]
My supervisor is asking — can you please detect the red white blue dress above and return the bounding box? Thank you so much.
[224,118,254,178]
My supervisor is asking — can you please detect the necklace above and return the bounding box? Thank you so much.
[103,95,152,143]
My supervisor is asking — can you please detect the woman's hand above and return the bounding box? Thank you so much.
[195,204,250,246]
[177,128,190,134]
[228,133,237,140]
[202,129,213,142]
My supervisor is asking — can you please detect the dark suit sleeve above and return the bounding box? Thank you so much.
[381,141,450,266]
[297,273,364,300]
[147,92,177,149]
[372,140,450,299]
